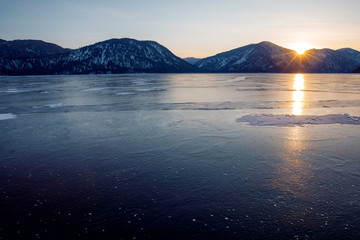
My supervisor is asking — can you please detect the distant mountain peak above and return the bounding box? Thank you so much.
[183,57,202,65]
[98,38,160,45]
[337,47,357,52]
[257,41,278,46]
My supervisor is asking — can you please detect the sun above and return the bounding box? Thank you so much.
[289,42,313,54]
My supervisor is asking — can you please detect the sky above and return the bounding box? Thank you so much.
[1,0,360,58]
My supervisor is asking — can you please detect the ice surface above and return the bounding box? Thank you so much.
[82,88,105,92]
[0,113,16,120]
[116,92,134,95]
[45,103,64,108]
[1,89,26,93]
[135,88,163,92]
[1,74,360,240]
[237,114,360,126]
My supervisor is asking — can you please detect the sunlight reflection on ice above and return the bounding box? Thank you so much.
[292,74,305,115]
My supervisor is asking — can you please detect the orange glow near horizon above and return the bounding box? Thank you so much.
[290,42,313,54]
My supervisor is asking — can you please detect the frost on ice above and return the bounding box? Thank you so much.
[45,103,64,108]
[82,88,105,92]
[237,114,360,126]
[0,113,17,120]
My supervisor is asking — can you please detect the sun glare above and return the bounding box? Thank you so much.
[290,43,313,54]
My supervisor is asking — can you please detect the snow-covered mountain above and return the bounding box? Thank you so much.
[296,48,358,73]
[0,39,71,59]
[195,42,360,73]
[336,49,360,73]
[1,39,360,75]
[336,48,360,63]
[183,57,202,65]
[195,42,300,73]
[0,38,197,75]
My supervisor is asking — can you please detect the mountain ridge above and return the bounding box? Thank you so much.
[183,57,202,65]
[0,38,197,75]
[1,38,360,75]
[195,41,300,73]
[0,39,71,59]
[195,41,360,73]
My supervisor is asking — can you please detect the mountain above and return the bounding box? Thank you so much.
[295,48,358,73]
[353,66,360,73]
[336,48,360,63]
[195,42,360,73]
[0,38,197,75]
[1,39,360,75]
[195,41,300,73]
[0,39,71,59]
[183,57,202,65]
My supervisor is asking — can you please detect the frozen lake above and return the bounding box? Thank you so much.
[1,73,360,239]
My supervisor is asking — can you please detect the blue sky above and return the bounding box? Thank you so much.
[1,0,360,57]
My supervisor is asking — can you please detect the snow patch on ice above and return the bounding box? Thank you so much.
[135,88,164,92]
[116,92,134,95]
[0,113,17,120]
[45,103,64,108]
[1,89,26,93]
[236,114,360,126]
[82,88,105,92]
